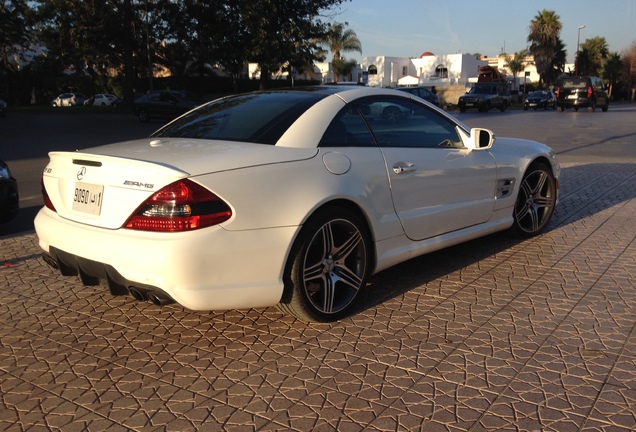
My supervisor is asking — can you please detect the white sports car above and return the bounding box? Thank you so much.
[35,86,559,321]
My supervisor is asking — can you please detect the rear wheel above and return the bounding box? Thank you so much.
[278,208,370,322]
[509,162,557,238]
[588,101,596,112]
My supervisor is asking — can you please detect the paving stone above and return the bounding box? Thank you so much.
[1,160,635,430]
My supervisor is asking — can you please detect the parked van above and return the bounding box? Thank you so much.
[556,76,609,112]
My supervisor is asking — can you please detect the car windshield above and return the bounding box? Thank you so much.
[467,86,492,94]
[530,91,548,97]
[152,91,326,145]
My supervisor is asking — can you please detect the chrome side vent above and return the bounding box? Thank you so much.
[496,179,515,199]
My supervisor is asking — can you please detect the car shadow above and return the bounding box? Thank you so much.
[354,162,636,315]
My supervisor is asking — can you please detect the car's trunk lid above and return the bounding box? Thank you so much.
[43,138,318,229]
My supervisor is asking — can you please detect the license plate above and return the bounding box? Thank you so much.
[72,182,104,215]
[466,103,473,106]
[567,94,578,100]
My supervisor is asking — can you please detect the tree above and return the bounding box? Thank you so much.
[527,9,564,85]
[578,36,609,77]
[546,36,566,84]
[1,0,33,71]
[33,0,144,103]
[603,53,622,97]
[322,22,362,82]
[621,41,636,101]
[504,49,528,91]
[239,0,346,90]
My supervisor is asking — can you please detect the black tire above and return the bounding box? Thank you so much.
[588,101,596,112]
[383,106,401,123]
[509,162,557,238]
[573,107,579,112]
[557,106,564,112]
[138,108,150,122]
[278,207,371,322]
[602,102,609,112]
[499,102,507,112]
[459,107,466,113]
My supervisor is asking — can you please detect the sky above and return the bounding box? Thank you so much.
[324,0,636,64]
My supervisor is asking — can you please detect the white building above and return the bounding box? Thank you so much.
[360,52,487,88]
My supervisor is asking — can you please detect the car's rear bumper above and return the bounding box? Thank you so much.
[35,207,297,311]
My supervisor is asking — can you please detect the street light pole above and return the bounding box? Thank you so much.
[576,25,585,76]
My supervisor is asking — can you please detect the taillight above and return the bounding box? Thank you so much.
[555,88,560,99]
[587,86,593,98]
[123,179,232,232]
[41,176,56,212]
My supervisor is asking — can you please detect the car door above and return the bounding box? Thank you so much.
[358,97,497,241]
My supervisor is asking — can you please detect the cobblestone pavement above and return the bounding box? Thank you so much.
[2,144,636,429]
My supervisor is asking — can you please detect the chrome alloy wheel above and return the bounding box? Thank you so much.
[302,218,368,316]
[513,163,557,237]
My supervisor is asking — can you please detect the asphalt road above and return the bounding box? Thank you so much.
[0,108,157,235]
[1,103,635,237]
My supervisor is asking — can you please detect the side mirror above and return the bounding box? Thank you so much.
[469,128,494,150]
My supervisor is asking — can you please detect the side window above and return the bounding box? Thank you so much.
[358,97,462,149]
[320,106,376,147]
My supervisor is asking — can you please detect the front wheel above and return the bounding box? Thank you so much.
[383,106,401,123]
[509,162,557,238]
[278,208,371,322]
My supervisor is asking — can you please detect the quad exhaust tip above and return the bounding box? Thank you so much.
[129,287,174,306]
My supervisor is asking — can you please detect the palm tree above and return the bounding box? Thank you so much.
[527,9,563,85]
[504,50,529,91]
[324,22,362,82]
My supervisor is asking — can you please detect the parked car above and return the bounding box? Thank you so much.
[556,76,609,112]
[524,90,557,110]
[0,159,19,223]
[458,83,511,113]
[85,94,122,107]
[51,93,86,107]
[133,90,203,122]
[36,86,559,322]
[0,99,6,117]
[396,86,440,106]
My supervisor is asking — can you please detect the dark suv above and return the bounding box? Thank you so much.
[556,76,609,112]
[458,83,511,113]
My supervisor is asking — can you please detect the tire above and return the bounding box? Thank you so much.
[459,107,466,113]
[509,162,557,238]
[602,102,609,112]
[278,207,371,322]
[138,108,149,122]
[557,106,564,112]
[573,107,579,112]
[383,106,401,123]
[588,101,596,112]
[499,102,507,112]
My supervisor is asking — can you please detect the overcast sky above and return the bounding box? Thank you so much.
[324,0,636,63]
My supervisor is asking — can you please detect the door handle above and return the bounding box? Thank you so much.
[392,163,416,174]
